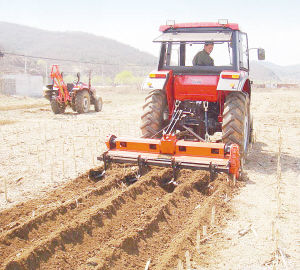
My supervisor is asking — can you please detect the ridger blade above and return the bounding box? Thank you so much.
[98,134,240,180]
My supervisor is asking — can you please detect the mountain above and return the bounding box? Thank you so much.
[0,22,299,83]
[250,61,280,82]
[250,61,300,83]
[0,21,157,77]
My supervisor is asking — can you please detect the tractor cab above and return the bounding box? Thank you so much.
[155,22,247,74]
[147,21,249,112]
[155,20,264,73]
[143,20,265,117]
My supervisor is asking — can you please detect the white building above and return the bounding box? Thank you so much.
[0,74,43,97]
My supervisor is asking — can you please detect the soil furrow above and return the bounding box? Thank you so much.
[89,170,217,270]
[154,175,236,270]
[1,166,235,270]
[2,168,173,269]
[0,168,103,230]
[1,169,132,238]
[0,167,137,267]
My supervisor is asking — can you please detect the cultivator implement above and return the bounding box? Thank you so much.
[98,134,241,181]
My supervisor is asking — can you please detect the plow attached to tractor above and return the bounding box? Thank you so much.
[95,20,265,181]
[100,134,240,181]
[44,65,103,114]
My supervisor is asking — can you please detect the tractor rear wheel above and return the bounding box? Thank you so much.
[75,90,90,114]
[94,97,103,112]
[140,90,167,138]
[50,98,66,114]
[222,92,250,160]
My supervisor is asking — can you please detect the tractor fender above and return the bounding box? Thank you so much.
[141,70,171,91]
[217,71,249,92]
[141,70,174,117]
[73,87,89,93]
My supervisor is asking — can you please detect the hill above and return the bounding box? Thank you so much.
[250,61,300,83]
[0,21,157,77]
[0,22,299,83]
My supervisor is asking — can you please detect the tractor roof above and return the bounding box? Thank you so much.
[159,22,239,32]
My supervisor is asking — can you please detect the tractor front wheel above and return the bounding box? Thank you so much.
[222,92,250,161]
[94,97,103,112]
[50,98,66,114]
[75,90,90,114]
[140,90,167,138]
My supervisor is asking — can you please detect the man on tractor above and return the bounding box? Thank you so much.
[193,41,215,66]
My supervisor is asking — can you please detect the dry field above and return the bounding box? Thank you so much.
[0,87,299,269]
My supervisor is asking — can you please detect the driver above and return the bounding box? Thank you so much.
[193,42,214,66]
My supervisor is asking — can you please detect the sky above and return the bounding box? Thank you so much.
[0,0,299,66]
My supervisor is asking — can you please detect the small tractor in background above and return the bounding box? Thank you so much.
[44,65,103,114]
[98,20,265,181]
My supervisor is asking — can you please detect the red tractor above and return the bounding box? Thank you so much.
[98,20,265,181]
[44,65,103,114]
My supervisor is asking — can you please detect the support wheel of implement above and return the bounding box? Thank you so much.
[222,92,250,161]
[75,90,90,113]
[94,97,103,112]
[50,98,66,114]
[140,90,167,138]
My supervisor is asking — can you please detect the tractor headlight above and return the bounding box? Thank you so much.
[218,19,228,25]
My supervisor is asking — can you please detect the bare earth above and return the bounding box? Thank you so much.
[0,87,299,269]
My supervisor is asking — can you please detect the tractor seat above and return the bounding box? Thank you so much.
[67,83,74,92]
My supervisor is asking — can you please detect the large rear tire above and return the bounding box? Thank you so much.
[50,98,66,114]
[140,90,167,138]
[75,90,90,114]
[222,92,250,160]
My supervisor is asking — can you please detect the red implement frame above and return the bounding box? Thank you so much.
[50,65,71,104]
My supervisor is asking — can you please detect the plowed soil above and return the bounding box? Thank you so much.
[1,87,300,269]
[0,164,238,270]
